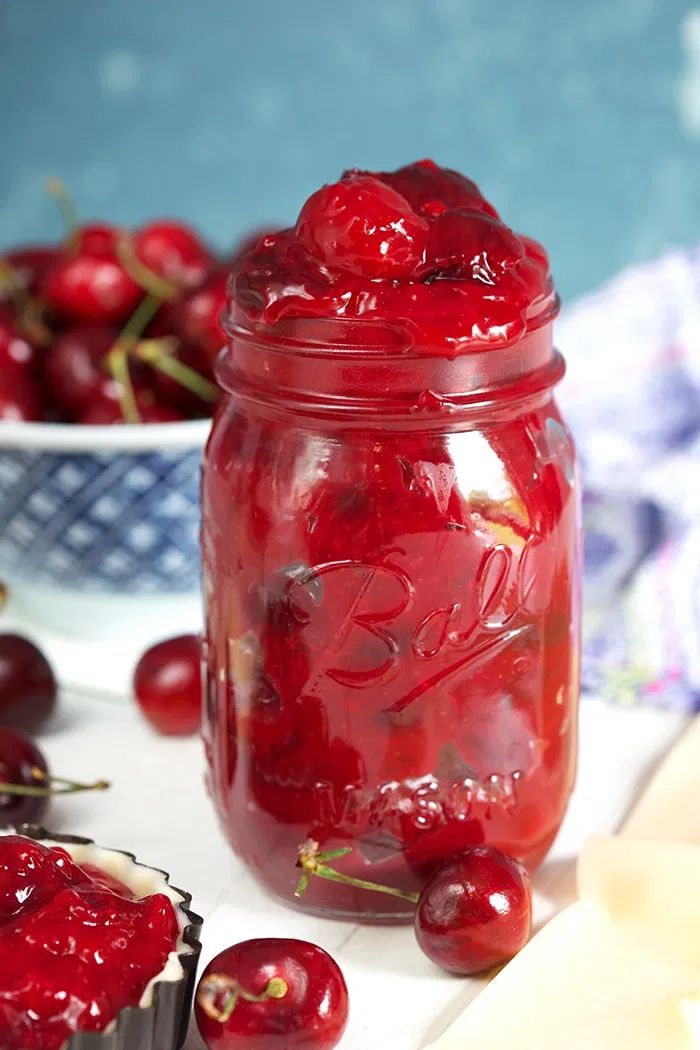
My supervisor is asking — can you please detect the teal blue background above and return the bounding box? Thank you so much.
[2,0,700,300]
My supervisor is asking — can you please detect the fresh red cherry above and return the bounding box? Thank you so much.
[374,158,499,219]
[0,728,50,826]
[133,221,213,289]
[133,634,202,734]
[421,209,525,282]
[41,325,118,418]
[42,252,142,324]
[177,269,228,358]
[0,634,57,732]
[196,938,349,1050]
[0,372,41,421]
[414,846,532,975]
[72,221,121,255]
[3,246,57,296]
[296,175,429,279]
[0,308,34,375]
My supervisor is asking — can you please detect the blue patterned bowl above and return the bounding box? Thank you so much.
[0,419,210,638]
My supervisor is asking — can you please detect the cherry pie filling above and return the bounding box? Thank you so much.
[0,835,180,1050]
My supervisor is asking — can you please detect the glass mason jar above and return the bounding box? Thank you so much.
[202,307,580,921]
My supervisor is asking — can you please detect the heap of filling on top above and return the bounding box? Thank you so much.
[230,159,554,353]
[0,835,179,1050]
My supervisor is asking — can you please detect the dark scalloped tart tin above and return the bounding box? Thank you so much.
[7,825,203,1050]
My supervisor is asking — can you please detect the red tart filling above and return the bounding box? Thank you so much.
[229,158,556,353]
[0,834,180,1050]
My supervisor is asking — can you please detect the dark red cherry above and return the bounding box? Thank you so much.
[415,846,532,975]
[3,246,57,296]
[133,634,202,734]
[0,728,50,827]
[133,221,213,289]
[0,634,57,732]
[375,158,499,218]
[42,252,142,324]
[41,326,117,418]
[0,372,41,421]
[72,222,121,255]
[296,175,429,279]
[196,938,349,1050]
[0,308,34,375]
[177,269,228,358]
[421,209,525,282]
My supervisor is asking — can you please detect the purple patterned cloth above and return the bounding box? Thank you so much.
[557,247,700,711]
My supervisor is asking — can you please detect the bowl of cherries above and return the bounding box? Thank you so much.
[0,185,232,637]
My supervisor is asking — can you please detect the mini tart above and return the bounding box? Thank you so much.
[4,825,202,1050]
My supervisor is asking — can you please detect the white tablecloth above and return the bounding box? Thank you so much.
[10,602,684,1050]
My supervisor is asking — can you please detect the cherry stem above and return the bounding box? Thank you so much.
[0,262,52,347]
[0,768,110,798]
[44,177,80,249]
[135,339,219,402]
[295,840,419,904]
[0,581,8,613]
[197,973,288,1023]
[106,294,162,423]
[0,259,29,314]
[116,236,178,301]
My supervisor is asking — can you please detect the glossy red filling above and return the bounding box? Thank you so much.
[203,160,579,918]
[230,159,554,353]
[0,835,178,1050]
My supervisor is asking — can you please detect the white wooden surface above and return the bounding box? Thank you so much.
[5,608,687,1049]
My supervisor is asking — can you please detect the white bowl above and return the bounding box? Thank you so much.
[0,418,211,639]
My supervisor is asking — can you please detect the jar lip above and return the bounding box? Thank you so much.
[222,287,560,360]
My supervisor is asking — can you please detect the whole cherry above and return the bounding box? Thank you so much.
[0,634,57,732]
[41,326,118,418]
[0,372,41,421]
[0,728,108,828]
[133,220,213,289]
[177,269,228,358]
[133,634,202,734]
[42,251,142,325]
[72,222,121,256]
[2,246,57,296]
[414,846,532,975]
[196,938,349,1050]
[0,309,34,376]
[0,728,50,826]
[296,174,429,279]
[296,841,532,976]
